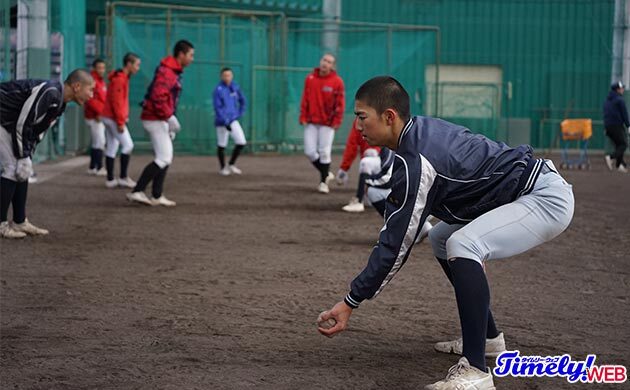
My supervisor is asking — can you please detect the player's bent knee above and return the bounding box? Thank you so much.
[445,230,485,264]
[154,158,171,169]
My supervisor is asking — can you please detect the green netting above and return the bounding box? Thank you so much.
[103,3,439,154]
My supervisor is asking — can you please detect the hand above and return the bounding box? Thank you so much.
[15,157,33,182]
[336,169,348,185]
[117,125,125,133]
[317,301,353,338]
[225,124,232,132]
[168,115,181,133]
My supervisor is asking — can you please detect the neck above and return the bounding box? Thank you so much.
[62,84,73,103]
[122,67,131,76]
[319,69,330,76]
[387,119,408,150]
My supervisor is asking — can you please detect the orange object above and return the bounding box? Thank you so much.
[560,119,592,140]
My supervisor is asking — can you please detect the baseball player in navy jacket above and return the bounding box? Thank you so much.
[317,76,575,390]
[0,70,95,238]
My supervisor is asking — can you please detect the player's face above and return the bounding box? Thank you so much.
[221,70,233,85]
[73,80,95,106]
[94,62,106,77]
[179,48,195,68]
[354,99,389,146]
[319,55,335,74]
[128,59,141,75]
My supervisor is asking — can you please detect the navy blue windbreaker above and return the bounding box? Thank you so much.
[344,116,543,308]
[0,79,66,158]
[603,91,630,128]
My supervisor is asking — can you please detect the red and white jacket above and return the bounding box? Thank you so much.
[102,70,130,127]
[339,119,380,171]
[141,56,183,121]
[83,70,106,120]
[299,68,345,129]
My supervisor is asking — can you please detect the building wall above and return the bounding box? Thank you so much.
[342,0,619,148]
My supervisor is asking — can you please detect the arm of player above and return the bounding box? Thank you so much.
[213,88,230,126]
[619,98,630,128]
[15,84,62,158]
[299,77,309,125]
[330,79,345,129]
[149,69,176,121]
[319,154,437,337]
[236,86,247,119]
[349,153,437,306]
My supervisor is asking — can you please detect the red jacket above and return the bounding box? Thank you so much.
[83,70,107,119]
[141,56,183,121]
[339,119,380,171]
[299,68,345,129]
[102,70,130,127]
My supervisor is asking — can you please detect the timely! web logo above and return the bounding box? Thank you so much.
[493,350,627,384]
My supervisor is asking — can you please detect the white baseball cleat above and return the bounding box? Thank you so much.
[95,168,107,177]
[0,221,27,239]
[126,191,153,206]
[150,195,176,207]
[12,219,49,236]
[105,179,118,188]
[604,155,614,171]
[87,168,97,175]
[117,177,136,188]
[342,197,365,212]
[228,165,242,175]
[618,164,628,173]
[219,167,231,176]
[425,357,495,390]
[317,182,330,194]
[434,332,506,358]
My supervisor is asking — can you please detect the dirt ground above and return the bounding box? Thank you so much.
[1,153,629,390]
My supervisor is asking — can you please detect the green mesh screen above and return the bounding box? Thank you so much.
[103,4,438,154]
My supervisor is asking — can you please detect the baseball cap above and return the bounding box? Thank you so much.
[611,81,625,90]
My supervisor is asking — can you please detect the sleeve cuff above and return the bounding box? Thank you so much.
[344,291,363,309]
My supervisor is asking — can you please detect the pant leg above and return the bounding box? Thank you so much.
[303,124,319,162]
[606,124,628,167]
[0,126,18,181]
[229,120,247,146]
[317,125,335,165]
[446,164,574,263]
[103,118,121,159]
[428,221,466,261]
[144,120,173,169]
[216,126,230,148]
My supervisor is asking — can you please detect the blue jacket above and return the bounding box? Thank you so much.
[344,116,543,309]
[0,79,66,158]
[603,91,630,128]
[213,81,246,127]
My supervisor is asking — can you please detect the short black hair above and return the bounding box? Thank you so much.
[173,40,194,57]
[220,67,232,74]
[355,76,410,122]
[123,52,140,67]
[92,58,105,68]
[64,69,93,85]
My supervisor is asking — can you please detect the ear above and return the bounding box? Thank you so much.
[383,109,396,125]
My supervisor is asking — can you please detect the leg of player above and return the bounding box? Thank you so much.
[227,120,246,175]
[103,118,120,188]
[316,125,336,193]
[304,124,326,191]
[428,221,505,358]
[426,161,574,389]
[117,125,135,188]
[217,125,230,176]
